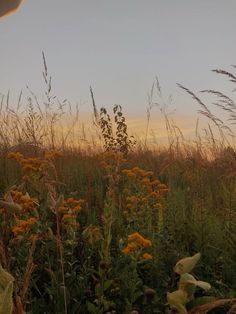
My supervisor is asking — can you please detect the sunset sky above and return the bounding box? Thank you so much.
[1,0,236,140]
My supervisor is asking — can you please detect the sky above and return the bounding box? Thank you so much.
[1,0,236,139]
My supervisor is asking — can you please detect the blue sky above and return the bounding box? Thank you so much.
[1,0,236,120]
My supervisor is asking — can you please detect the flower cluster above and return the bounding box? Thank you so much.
[99,151,126,172]
[8,150,61,177]
[122,232,153,260]
[10,190,38,213]
[128,232,152,247]
[8,152,43,173]
[58,197,84,224]
[12,217,37,236]
[122,167,153,178]
[44,150,62,160]
[122,166,169,226]
[82,225,102,245]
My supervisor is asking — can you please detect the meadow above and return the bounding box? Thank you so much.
[0,62,236,313]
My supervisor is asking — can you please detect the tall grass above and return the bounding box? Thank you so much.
[0,60,236,313]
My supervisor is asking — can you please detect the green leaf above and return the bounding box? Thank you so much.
[86,301,97,314]
[103,279,113,292]
[95,283,102,296]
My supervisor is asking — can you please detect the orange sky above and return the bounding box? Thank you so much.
[56,110,199,149]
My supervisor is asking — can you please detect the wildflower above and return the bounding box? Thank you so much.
[128,233,151,247]
[126,171,135,178]
[148,191,159,198]
[128,232,143,243]
[142,239,152,247]
[143,171,154,177]
[142,253,153,260]
[123,188,129,194]
[12,217,37,236]
[44,150,61,160]
[151,179,161,186]
[28,233,38,242]
[127,241,138,250]
[7,152,23,161]
[160,188,169,193]
[62,214,74,220]
[142,178,151,185]
[82,225,101,244]
[126,195,137,204]
[10,190,38,212]
[122,246,131,254]
[154,203,163,209]
[72,205,81,212]
[128,232,152,247]
[158,183,168,189]
[22,164,38,172]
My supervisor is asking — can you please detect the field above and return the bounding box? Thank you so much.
[0,65,236,314]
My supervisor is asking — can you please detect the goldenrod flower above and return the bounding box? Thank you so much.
[82,225,102,244]
[122,246,131,254]
[12,217,37,236]
[142,253,153,260]
[127,241,138,250]
[142,239,152,247]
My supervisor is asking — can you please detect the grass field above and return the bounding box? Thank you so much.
[0,64,236,314]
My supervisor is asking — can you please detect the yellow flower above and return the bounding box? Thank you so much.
[154,203,163,209]
[128,232,152,247]
[122,246,131,254]
[142,239,152,247]
[12,217,37,236]
[127,172,135,178]
[127,241,138,250]
[62,214,74,220]
[128,232,142,242]
[142,253,153,260]
[82,225,101,244]
[126,195,137,204]
[44,150,61,159]
[7,152,23,161]
[142,178,151,185]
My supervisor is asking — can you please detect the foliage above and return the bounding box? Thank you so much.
[0,63,236,312]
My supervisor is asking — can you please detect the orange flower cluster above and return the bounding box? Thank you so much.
[0,189,39,239]
[128,232,152,247]
[58,197,83,223]
[122,167,153,178]
[44,150,62,160]
[99,151,126,172]
[8,150,61,175]
[8,152,43,173]
[10,190,38,212]
[122,232,153,260]
[12,217,37,236]
[82,225,102,245]
[122,166,169,223]
[142,252,153,260]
